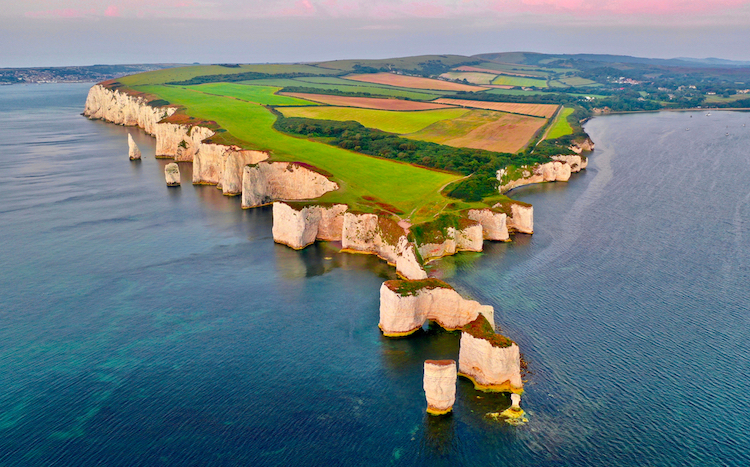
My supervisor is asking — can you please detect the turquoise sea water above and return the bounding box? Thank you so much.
[1,84,749,466]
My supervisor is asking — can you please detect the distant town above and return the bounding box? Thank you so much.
[0,64,178,85]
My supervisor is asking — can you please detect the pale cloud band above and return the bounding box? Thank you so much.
[20,0,750,20]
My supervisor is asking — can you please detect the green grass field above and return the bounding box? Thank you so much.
[558,76,599,86]
[472,61,550,78]
[545,107,575,139]
[237,77,445,100]
[704,93,750,104]
[440,72,497,85]
[491,75,549,88]
[277,106,469,134]
[117,64,338,87]
[192,83,316,106]
[132,84,459,220]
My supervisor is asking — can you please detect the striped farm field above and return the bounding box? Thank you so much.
[491,75,548,88]
[405,109,546,154]
[277,106,469,134]
[191,83,316,106]
[439,71,497,85]
[343,73,489,92]
[434,98,559,118]
[455,66,539,78]
[279,93,453,111]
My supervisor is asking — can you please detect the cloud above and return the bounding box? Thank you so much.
[104,5,121,17]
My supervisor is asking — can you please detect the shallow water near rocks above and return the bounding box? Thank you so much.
[1,84,749,466]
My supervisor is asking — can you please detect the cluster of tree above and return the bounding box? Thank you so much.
[273,115,550,201]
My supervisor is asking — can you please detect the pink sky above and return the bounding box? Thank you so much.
[19,0,750,20]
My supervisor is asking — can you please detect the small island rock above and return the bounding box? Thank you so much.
[424,360,457,415]
[165,163,180,186]
[128,134,141,160]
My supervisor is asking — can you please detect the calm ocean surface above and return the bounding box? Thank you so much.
[1,84,749,466]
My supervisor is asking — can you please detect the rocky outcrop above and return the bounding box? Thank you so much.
[84,84,175,134]
[165,163,180,186]
[414,220,483,263]
[458,315,523,394]
[424,360,457,415]
[504,202,534,234]
[242,162,338,208]
[342,213,427,280]
[219,150,268,195]
[570,138,595,153]
[128,134,141,160]
[272,202,348,249]
[153,123,215,161]
[552,154,588,172]
[467,209,509,242]
[379,279,494,337]
[497,151,590,194]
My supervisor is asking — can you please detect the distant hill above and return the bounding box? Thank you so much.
[473,52,750,68]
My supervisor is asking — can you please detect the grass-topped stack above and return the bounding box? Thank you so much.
[379,279,494,337]
[458,315,523,393]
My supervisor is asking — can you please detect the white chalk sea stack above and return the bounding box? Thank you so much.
[128,134,141,161]
[165,163,180,186]
[423,360,457,415]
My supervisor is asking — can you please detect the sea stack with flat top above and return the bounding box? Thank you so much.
[423,360,457,415]
[458,315,523,393]
[165,163,180,187]
[128,134,141,161]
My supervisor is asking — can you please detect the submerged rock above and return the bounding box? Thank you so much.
[165,163,180,187]
[128,134,141,160]
[424,360,457,415]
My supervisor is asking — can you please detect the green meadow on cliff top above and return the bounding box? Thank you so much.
[115,59,596,220]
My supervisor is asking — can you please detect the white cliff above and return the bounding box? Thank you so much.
[165,163,180,187]
[242,162,338,208]
[467,209,509,242]
[424,360,457,415]
[458,315,523,394]
[415,221,483,263]
[272,202,348,249]
[570,138,595,153]
[498,151,590,194]
[342,213,427,280]
[128,134,141,161]
[503,202,534,235]
[379,279,494,337]
[219,150,268,195]
[84,84,175,134]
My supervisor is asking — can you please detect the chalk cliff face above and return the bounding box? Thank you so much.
[242,162,338,208]
[504,202,534,235]
[424,360,457,415]
[84,84,175,134]
[570,138,595,153]
[417,222,483,263]
[379,279,494,336]
[272,202,348,249]
[552,154,588,172]
[498,151,590,194]
[153,123,215,161]
[467,209,509,242]
[220,150,268,195]
[341,213,427,280]
[128,134,141,161]
[458,316,523,394]
[165,163,180,186]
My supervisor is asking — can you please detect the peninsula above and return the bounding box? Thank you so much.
[85,50,747,421]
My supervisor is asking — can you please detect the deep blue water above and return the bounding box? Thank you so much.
[1,84,749,466]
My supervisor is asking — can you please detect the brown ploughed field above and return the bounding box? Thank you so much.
[434,98,559,118]
[343,73,489,92]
